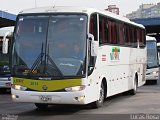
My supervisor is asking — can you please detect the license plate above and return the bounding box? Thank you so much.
[40,96,52,102]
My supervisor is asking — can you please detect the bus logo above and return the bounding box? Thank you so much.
[42,85,48,91]
[110,47,120,60]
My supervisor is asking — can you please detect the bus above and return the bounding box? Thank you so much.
[0,26,14,90]
[146,36,159,84]
[8,6,146,109]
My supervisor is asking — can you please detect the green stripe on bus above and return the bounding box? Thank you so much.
[13,77,81,92]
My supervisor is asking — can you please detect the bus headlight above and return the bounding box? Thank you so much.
[65,85,85,92]
[12,84,27,91]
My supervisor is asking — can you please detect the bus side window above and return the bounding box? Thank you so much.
[133,27,137,47]
[108,19,118,45]
[99,15,108,45]
[88,14,98,75]
[99,15,103,44]
[119,22,124,45]
[124,24,130,46]
[139,29,146,48]
[89,14,98,41]
[137,28,145,48]
[108,20,112,44]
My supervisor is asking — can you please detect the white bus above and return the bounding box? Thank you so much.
[146,36,159,84]
[9,6,146,109]
[0,26,14,90]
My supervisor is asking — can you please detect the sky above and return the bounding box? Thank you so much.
[0,0,160,16]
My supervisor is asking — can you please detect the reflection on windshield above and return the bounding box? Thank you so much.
[12,14,87,78]
[147,41,159,68]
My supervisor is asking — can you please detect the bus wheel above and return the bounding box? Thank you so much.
[130,76,138,95]
[35,103,48,109]
[91,82,105,108]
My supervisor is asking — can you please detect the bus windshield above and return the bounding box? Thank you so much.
[12,14,87,78]
[146,41,159,69]
[0,41,10,76]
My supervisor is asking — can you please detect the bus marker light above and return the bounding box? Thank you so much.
[12,94,19,99]
[75,96,85,102]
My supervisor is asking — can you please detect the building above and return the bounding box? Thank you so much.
[105,5,119,15]
[126,2,160,19]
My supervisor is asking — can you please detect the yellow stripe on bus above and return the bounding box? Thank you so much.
[13,77,81,92]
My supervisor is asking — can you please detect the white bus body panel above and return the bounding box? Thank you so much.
[88,45,146,97]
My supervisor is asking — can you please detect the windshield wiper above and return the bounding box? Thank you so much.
[30,43,44,71]
[29,43,63,77]
[46,44,63,77]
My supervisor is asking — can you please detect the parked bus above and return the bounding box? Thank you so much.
[146,36,159,84]
[0,26,14,90]
[8,6,146,109]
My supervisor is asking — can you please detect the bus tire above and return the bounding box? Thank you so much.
[35,103,48,109]
[130,76,138,95]
[91,82,105,108]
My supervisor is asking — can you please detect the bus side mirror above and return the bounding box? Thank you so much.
[88,33,98,56]
[2,38,9,54]
[2,32,12,54]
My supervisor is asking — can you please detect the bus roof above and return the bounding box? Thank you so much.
[0,26,14,37]
[18,6,144,29]
[146,35,156,41]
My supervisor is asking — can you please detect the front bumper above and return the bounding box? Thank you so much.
[146,74,159,81]
[11,88,87,105]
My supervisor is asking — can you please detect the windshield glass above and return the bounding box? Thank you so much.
[0,40,10,76]
[146,41,159,68]
[12,14,87,78]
